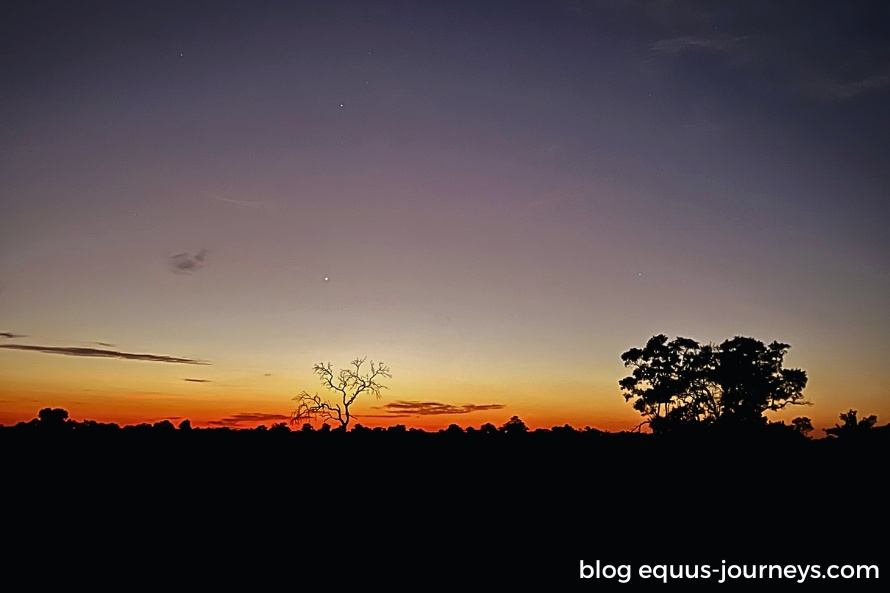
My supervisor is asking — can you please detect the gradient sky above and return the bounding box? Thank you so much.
[2,0,888,432]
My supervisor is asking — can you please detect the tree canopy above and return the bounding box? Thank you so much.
[824,409,878,439]
[619,335,808,433]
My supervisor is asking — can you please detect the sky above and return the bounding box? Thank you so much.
[1,0,888,432]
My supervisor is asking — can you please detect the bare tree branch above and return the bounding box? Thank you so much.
[291,357,391,430]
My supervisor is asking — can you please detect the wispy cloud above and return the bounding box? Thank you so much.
[208,412,289,427]
[370,401,505,417]
[0,344,208,365]
[803,72,890,102]
[183,378,212,383]
[1,332,26,339]
[213,196,266,208]
[640,2,889,105]
[169,249,208,273]
[649,35,747,55]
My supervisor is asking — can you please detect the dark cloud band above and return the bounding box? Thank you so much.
[0,344,208,365]
[374,401,505,416]
[208,412,290,427]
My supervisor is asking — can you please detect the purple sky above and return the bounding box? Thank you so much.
[1,1,888,430]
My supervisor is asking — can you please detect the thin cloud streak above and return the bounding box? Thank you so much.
[1,332,26,339]
[207,412,289,427]
[213,196,267,208]
[372,401,506,416]
[183,378,212,383]
[811,72,890,102]
[649,35,747,55]
[0,344,209,365]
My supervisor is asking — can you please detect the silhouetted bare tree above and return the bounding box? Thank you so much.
[290,357,391,430]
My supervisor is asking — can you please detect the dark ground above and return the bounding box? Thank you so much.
[5,427,886,588]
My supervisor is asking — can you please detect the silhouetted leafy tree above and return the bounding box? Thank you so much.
[499,416,529,435]
[713,337,809,424]
[351,423,371,435]
[38,408,70,432]
[790,417,814,437]
[551,424,578,438]
[36,408,76,433]
[824,410,878,439]
[290,357,391,430]
[619,336,712,433]
[479,423,498,436]
[269,422,290,434]
[443,423,464,436]
[620,335,808,433]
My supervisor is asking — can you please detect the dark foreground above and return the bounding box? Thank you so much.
[5,428,887,588]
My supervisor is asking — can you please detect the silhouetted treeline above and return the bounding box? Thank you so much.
[5,408,888,488]
[5,407,887,588]
[5,408,888,443]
